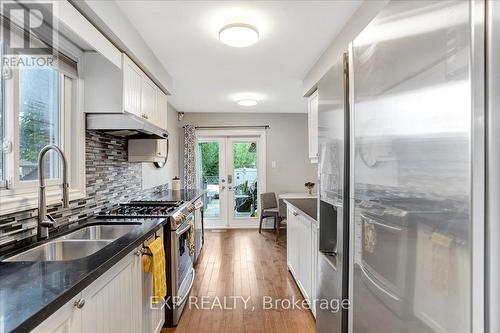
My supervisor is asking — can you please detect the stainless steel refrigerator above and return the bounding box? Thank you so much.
[349,1,483,333]
[487,1,499,333]
[316,53,350,333]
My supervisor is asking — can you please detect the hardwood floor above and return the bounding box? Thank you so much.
[162,229,316,333]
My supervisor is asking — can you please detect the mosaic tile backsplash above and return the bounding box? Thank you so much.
[0,130,145,251]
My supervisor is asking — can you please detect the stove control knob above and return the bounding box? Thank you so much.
[175,213,185,226]
[188,204,195,213]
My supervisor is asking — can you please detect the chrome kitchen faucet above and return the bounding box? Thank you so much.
[37,145,70,240]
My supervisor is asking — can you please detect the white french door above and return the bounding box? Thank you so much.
[197,129,266,229]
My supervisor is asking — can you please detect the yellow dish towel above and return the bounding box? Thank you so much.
[142,237,167,302]
[188,218,195,257]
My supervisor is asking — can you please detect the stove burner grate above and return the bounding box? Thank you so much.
[100,202,183,217]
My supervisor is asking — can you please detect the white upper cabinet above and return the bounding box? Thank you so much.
[156,89,169,131]
[83,53,168,131]
[123,54,143,118]
[140,74,157,122]
[308,90,319,163]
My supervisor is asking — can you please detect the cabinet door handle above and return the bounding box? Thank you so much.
[292,211,298,216]
[74,298,85,309]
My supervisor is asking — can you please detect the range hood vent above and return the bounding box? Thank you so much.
[86,113,168,139]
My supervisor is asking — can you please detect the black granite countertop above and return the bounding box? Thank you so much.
[284,198,317,221]
[0,188,204,333]
[138,189,204,203]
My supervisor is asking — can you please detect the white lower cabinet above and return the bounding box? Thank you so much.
[287,207,300,277]
[81,247,142,333]
[297,215,312,300]
[286,204,319,317]
[32,243,165,333]
[142,268,165,333]
[311,222,319,317]
[31,294,82,333]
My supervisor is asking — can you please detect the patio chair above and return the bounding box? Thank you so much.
[259,192,282,241]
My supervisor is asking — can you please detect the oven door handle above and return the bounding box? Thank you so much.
[176,219,193,236]
[194,201,204,210]
[361,213,403,232]
[174,268,196,307]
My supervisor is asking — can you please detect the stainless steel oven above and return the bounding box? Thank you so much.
[170,214,195,325]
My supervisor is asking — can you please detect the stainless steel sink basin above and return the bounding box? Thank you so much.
[3,240,112,262]
[60,224,139,241]
[2,224,140,262]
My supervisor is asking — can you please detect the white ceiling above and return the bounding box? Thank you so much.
[116,1,362,113]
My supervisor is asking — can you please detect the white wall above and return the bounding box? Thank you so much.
[180,113,317,195]
[302,0,389,96]
[142,103,180,189]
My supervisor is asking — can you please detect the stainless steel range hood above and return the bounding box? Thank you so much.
[86,113,169,139]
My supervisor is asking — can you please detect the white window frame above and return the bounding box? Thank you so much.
[0,66,86,215]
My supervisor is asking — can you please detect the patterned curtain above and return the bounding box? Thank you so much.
[183,125,197,189]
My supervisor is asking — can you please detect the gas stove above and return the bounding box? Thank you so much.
[100,203,181,217]
[99,201,193,230]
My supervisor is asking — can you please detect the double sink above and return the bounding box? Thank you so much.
[3,224,139,262]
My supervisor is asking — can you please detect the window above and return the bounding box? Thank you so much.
[0,47,85,214]
[18,58,61,181]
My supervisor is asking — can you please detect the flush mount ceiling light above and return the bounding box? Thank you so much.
[219,23,259,47]
[237,99,258,106]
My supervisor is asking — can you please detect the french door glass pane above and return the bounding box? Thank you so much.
[198,141,220,218]
[18,58,60,181]
[232,142,257,218]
